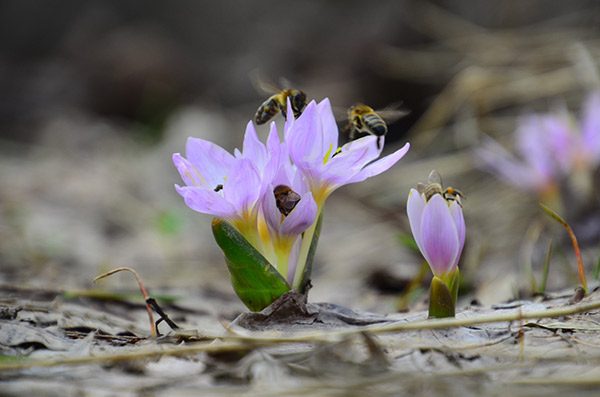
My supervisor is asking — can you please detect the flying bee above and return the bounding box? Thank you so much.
[273,185,301,216]
[345,103,409,149]
[251,71,307,125]
[416,170,465,206]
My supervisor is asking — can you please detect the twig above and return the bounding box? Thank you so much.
[539,203,587,294]
[146,297,180,334]
[93,267,156,338]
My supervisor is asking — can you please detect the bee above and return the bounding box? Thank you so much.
[416,170,465,205]
[345,103,409,149]
[273,185,301,216]
[214,184,223,192]
[251,71,307,125]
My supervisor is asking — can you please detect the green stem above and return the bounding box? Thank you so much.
[539,239,553,294]
[292,208,321,289]
[429,276,455,318]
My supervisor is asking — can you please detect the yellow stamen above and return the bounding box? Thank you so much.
[323,142,334,165]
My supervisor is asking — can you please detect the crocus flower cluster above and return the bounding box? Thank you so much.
[407,174,465,318]
[475,91,600,198]
[174,98,410,308]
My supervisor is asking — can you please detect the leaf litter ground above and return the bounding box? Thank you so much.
[2,284,600,396]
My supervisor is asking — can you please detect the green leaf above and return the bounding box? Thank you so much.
[299,213,323,293]
[212,218,291,312]
[429,276,455,318]
[396,233,420,253]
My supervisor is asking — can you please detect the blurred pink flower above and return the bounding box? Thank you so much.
[475,91,600,195]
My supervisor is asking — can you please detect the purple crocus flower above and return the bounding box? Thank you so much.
[285,98,411,208]
[475,90,600,196]
[283,98,410,287]
[173,118,318,287]
[173,121,284,248]
[407,188,465,281]
[174,96,411,293]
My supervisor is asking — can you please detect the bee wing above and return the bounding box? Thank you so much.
[375,102,410,124]
[416,182,427,194]
[427,170,442,185]
[249,69,282,95]
[331,105,351,121]
[278,76,302,91]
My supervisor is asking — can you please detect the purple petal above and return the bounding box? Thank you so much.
[242,121,267,168]
[175,185,236,218]
[287,101,323,167]
[327,135,379,170]
[324,144,372,185]
[285,97,294,131]
[223,159,262,216]
[448,200,466,270]
[263,122,283,185]
[542,114,574,174]
[515,116,558,179]
[348,142,410,184]
[173,153,205,187]
[406,188,426,253]
[317,98,339,156]
[474,136,547,192]
[280,192,317,237]
[582,90,600,162]
[261,184,282,234]
[420,194,459,277]
[185,138,235,187]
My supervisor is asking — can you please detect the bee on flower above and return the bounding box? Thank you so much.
[172,96,411,311]
[407,170,465,318]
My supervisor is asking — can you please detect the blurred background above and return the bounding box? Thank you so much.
[1,0,600,313]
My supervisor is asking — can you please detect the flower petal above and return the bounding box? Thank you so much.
[280,192,317,237]
[317,98,339,155]
[406,188,426,254]
[448,200,466,270]
[242,121,268,169]
[173,153,206,187]
[420,194,459,277]
[261,184,282,234]
[515,115,558,180]
[348,142,410,184]
[185,137,235,187]
[582,90,600,162]
[474,136,546,192]
[175,185,236,218]
[263,122,283,183]
[223,159,262,217]
[287,101,324,167]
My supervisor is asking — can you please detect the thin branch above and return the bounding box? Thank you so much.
[93,267,157,337]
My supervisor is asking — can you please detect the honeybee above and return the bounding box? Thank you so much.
[251,71,307,125]
[345,103,409,149]
[273,185,301,216]
[416,170,465,205]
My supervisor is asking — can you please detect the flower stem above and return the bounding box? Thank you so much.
[292,208,321,290]
[428,276,455,318]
